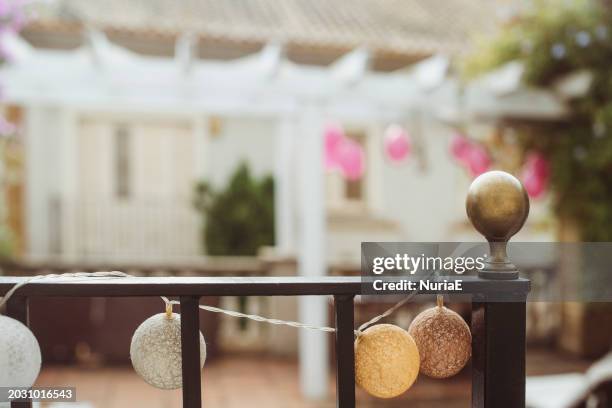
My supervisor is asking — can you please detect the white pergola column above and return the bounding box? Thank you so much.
[274,116,296,253]
[59,108,78,260]
[24,105,49,260]
[25,104,67,260]
[297,103,329,399]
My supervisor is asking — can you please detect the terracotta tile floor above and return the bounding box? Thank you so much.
[35,356,469,408]
[33,348,592,408]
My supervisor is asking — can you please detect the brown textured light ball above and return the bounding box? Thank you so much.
[408,303,471,379]
[354,324,420,398]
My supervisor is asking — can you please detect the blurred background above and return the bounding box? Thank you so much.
[1,0,612,406]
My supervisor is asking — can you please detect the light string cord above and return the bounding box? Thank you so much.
[354,268,437,334]
[1,271,427,338]
[162,296,421,337]
[355,290,418,335]
[162,270,439,336]
[0,271,130,311]
[161,296,338,333]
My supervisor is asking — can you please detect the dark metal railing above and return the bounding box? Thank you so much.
[0,275,530,408]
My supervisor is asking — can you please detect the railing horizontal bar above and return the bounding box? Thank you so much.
[0,259,264,276]
[0,276,529,297]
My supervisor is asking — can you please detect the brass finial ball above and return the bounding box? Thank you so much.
[466,171,529,241]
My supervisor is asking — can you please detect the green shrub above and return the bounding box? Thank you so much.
[194,163,275,255]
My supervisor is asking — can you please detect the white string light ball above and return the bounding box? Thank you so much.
[130,312,206,389]
[0,315,41,387]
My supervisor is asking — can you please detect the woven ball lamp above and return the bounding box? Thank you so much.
[408,297,471,378]
[130,307,206,390]
[0,315,41,388]
[354,324,420,398]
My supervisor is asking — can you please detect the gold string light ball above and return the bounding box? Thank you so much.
[408,298,471,379]
[354,324,420,398]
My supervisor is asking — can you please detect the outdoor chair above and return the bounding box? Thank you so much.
[526,352,612,408]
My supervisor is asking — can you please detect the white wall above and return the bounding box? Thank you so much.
[25,109,535,262]
[205,116,277,188]
[378,120,466,241]
[24,108,205,261]
[325,117,472,263]
[73,115,201,259]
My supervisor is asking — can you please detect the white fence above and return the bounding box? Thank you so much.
[58,198,202,261]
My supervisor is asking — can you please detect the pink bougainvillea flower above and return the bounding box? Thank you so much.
[0,0,26,31]
[449,132,491,177]
[521,152,549,198]
[466,144,491,177]
[522,172,546,199]
[450,132,472,163]
[0,0,11,18]
[0,0,27,61]
[384,124,411,163]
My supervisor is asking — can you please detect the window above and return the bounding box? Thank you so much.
[344,131,365,201]
[114,124,131,199]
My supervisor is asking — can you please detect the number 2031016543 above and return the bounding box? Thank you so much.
[2,387,76,402]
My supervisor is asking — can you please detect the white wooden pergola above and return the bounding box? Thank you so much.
[0,31,567,399]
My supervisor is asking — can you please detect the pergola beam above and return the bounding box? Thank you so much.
[330,47,370,85]
[175,32,198,75]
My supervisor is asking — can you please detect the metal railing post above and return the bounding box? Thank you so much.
[472,298,526,408]
[180,296,202,408]
[466,171,530,408]
[334,295,355,408]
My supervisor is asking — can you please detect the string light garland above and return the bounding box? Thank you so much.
[0,271,471,397]
[0,272,130,393]
[1,272,416,337]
